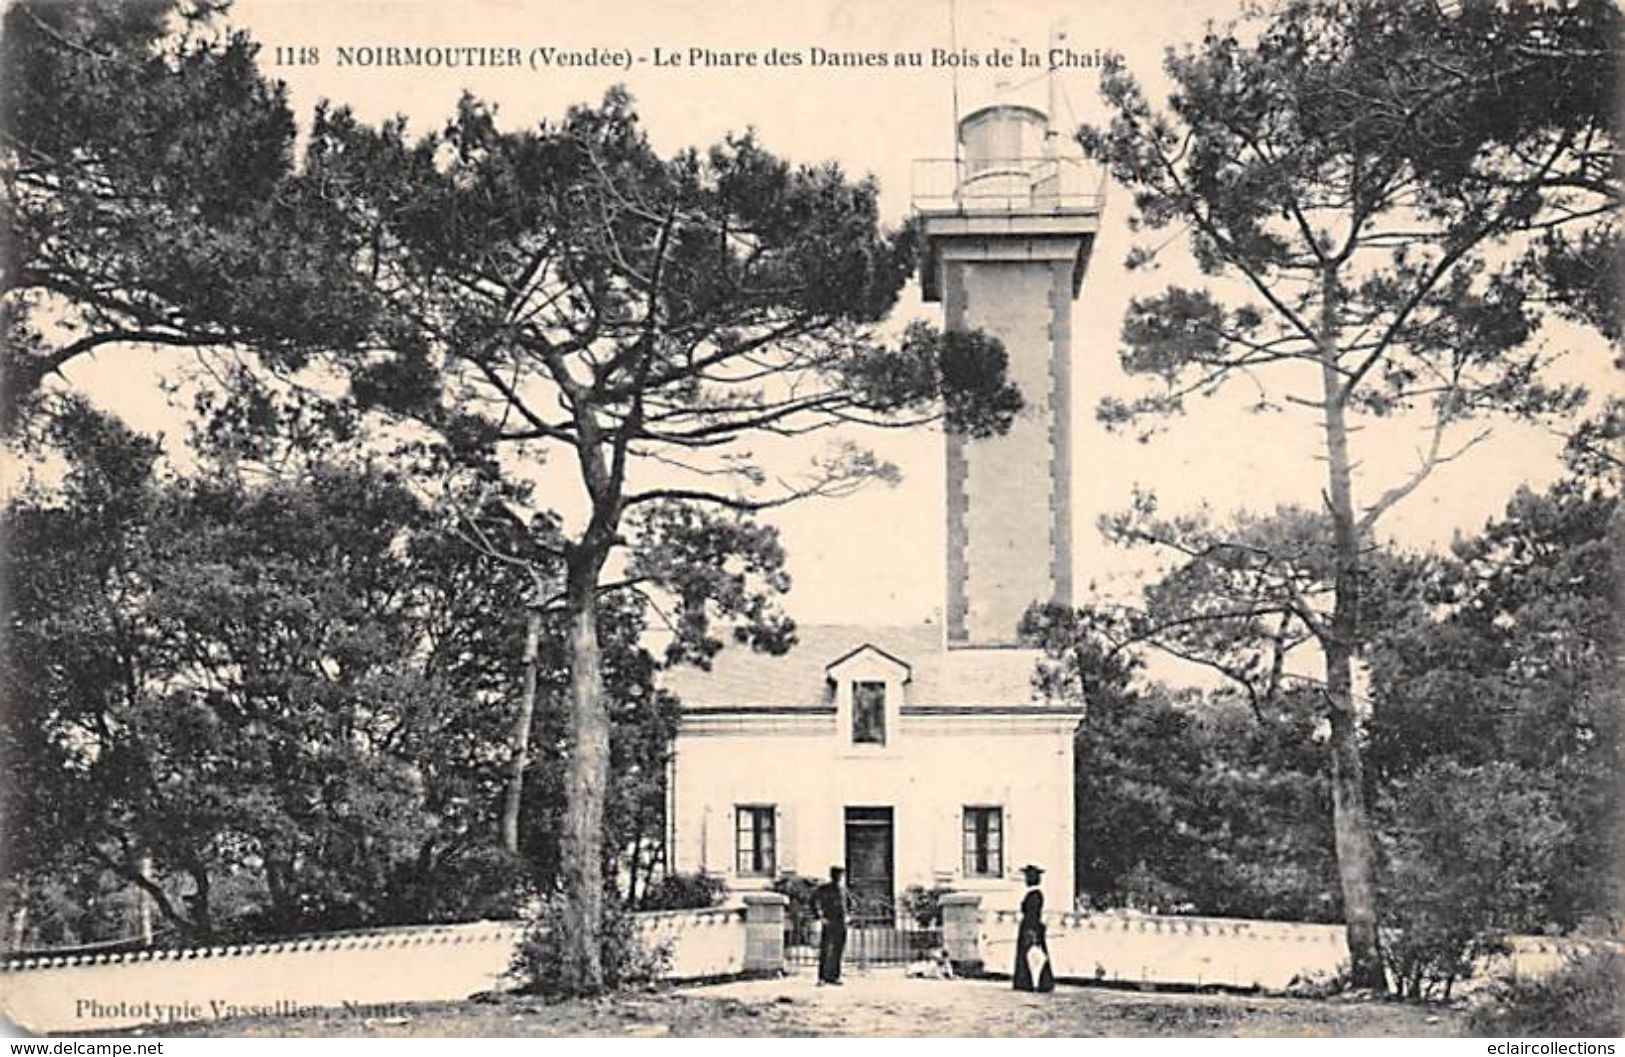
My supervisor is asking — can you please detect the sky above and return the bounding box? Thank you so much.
[61,0,1608,638]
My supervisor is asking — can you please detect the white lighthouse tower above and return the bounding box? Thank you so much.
[915,103,1104,646]
[663,98,1100,920]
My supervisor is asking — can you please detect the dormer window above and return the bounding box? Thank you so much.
[852,681,887,745]
[826,644,909,753]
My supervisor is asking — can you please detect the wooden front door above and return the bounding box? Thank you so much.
[844,806,894,925]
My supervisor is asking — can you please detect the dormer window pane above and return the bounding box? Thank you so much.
[853,681,887,745]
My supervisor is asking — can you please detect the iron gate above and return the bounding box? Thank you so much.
[784,891,943,971]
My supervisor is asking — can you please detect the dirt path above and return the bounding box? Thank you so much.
[684,972,1459,1037]
[133,969,1463,1038]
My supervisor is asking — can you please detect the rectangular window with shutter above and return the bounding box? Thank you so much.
[962,806,1003,877]
[735,805,776,876]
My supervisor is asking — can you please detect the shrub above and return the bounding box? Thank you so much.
[900,884,954,928]
[1283,966,1352,1000]
[393,844,531,924]
[639,871,728,911]
[1120,862,1193,916]
[510,893,671,996]
[1468,946,1625,1038]
[1377,760,1569,1000]
[772,874,821,944]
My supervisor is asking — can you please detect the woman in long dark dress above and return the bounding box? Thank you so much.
[1013,864,1055,992]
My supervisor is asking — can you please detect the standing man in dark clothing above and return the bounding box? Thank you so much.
[814,865,848,985]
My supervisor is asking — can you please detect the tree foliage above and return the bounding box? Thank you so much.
[1027,478,1620,991]
[1029,614,1341,920]
[277,84,1021,991]
[0,0,380,431]
[1377,759,1569,999]
[1367,483,1623,940]
[1078,0,1619,989]
[5,1,1019,986]
[0,402,679,944]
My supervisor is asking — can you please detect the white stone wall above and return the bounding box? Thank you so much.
[982,911,1348,989]
[977,909,1617,992]
[0,922,525,1035]
[671,712,1076,904]
[639,908,747,981]
[0,911,747,1035]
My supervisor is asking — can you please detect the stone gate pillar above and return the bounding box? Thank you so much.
[741,892,787,976]
[941,892,984,975]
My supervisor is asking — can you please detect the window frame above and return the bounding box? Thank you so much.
[734,804,777,877]
[851,680,888,746]
[962,805,1004,878]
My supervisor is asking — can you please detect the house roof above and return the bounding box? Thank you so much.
[661,623,1054,709]
[824,642,914,677]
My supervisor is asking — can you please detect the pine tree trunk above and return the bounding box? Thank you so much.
[1323,633,1385,989]
[186,863,215,939]
[1319,273,1387,992]
[1320,390,1387,991]
[627,797,644,908]
[501,606,543,854]
[559,552,610,993]
[137,855,154,945]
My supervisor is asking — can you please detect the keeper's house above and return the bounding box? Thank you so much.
[664,101,1103,917]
